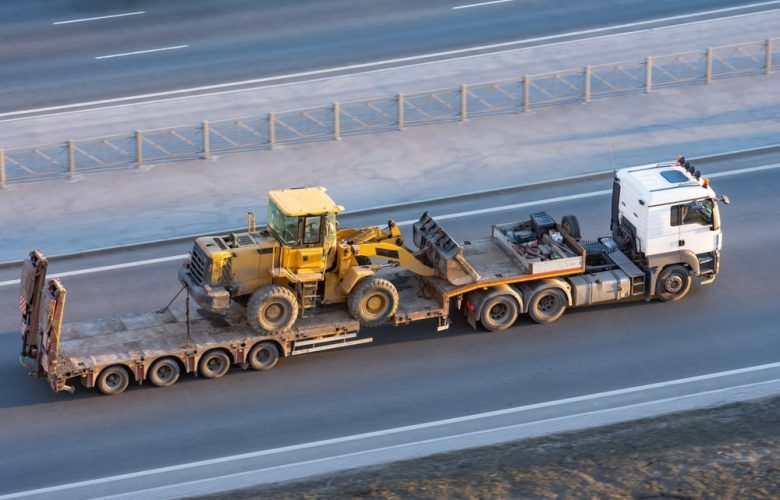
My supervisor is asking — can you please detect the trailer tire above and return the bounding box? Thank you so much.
[480,295,519,332]
[97,365,130,395]
[248,341,280,371]
[528,288,567,324]
[149,357,181,387]
[561,215,581,241]
[656,265,692,302]
[247,285,299,334]
[348,277,399,327]
[199,350,231,379]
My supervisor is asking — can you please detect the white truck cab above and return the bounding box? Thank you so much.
[612,157,728,291]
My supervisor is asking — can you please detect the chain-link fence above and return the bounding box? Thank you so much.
[1,38,777,186]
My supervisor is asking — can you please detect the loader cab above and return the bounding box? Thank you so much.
[266,187,344,276]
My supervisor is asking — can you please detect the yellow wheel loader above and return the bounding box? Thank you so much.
[179,187,438,334]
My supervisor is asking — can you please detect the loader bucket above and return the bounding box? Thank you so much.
[412,212,480,286]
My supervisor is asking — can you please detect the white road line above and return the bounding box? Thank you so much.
[2,1,778,119]
[453,0,513,10]
[0,255,188,287]
[53,11,145,25]
[5,360,780,498]
[95,45,189,60]
[0,161,777,288]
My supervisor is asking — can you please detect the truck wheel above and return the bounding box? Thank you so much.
[97,365,130,395]
[247,285,299,334]
[348,277,399,327]
[199,350,231,379]
[528,288,567,324]
[149,357,181,387]
[656,265,692,302]
[561,215,581,241]
[248,341,280,371]
[480,295,519,332]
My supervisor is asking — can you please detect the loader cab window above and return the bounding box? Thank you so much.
[670,199,714,227]
[303,216,322,244]
[267,201,300,245]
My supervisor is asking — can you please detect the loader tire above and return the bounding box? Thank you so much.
[247,285,299,334]
[561,215,581,241]
[348,277,399,327]
[528,288,567,324]
[655,265,692,302]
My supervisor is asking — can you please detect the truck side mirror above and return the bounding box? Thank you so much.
[720,195,730,205]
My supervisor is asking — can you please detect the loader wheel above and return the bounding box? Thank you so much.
[348,277,399,327]
[480,295,519,332]
[528,288,567,324]
[656,265,692,302]
[149,357,180,387]
[199,350,231,379]
[247,285,299,334]
[97,365,130,395]
[248,341,280,371]
[561,215,581,241]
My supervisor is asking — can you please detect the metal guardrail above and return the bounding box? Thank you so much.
[0,38,777,187]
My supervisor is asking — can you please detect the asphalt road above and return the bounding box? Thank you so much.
[1,160,778,495]
[0,0,773,112]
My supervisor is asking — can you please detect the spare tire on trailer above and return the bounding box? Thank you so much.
[347,277,399,327]
[246,285,299,334]
[561,215,581,241]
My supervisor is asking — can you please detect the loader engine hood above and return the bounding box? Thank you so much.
[188,230,275,286]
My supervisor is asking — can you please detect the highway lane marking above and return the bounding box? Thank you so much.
[0,162,777,288]
[5,360,780,498]
[95,45,189,60]
[2,0,778,119]
[453,0,513,9]
[53,11,146,25]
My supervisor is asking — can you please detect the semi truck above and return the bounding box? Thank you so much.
[18,157,729,395]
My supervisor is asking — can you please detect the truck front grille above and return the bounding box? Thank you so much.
[189,245,209,285]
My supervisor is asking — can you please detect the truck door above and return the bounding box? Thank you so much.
[671,198,718,255]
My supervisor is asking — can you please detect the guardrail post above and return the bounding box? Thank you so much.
[202,121,210,159]
[333,101,341,140]
[268,112,276,149]
[0,149,5,188]
[522,75,530,112]
[460,84,468,121]
[705,47,713,83]
[583,65,591,103]
[766,39,773,75]
[397,93,405,131]
[67,140,75,179]
[645,56,653,93]
[135,130,143,169]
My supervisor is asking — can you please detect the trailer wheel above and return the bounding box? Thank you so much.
[561,215,581,241]
[97,365,130,395]
[248,341,280,371]
[149,357,181,387]
[656,265,692,302]
[480,295,519,332]
[348,277,399,326]
[528,288,567,324]
[247,285,299,334]
[199,350,231,379]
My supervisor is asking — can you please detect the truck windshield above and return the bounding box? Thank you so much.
[267,202,299,245]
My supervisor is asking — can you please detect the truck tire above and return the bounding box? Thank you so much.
[248,341,280,371]
[97,365,130,395]
[199,350,231,379]
[247,285,299,334]
[348,277,399,327]
[149,357,181,387]
[561,215,581,241]
[528,288,567,324]
[655,265,692,302]
[480,295,519,332]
